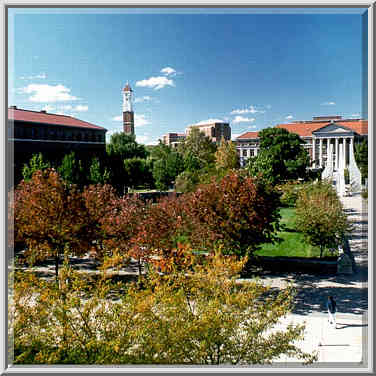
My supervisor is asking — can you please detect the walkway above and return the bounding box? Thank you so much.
[253,193,368,365]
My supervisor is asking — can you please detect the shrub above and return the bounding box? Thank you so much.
[361,188,368,200]
[277,180,302,207]
[11,251,317,365]
[295,181,351,258]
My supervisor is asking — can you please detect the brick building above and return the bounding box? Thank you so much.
[186,121,231,144]
[8,106,107,182]
[162,132,186,148]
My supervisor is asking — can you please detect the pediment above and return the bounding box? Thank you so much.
[313,123,354,134]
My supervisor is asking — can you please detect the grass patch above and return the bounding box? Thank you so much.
[256,207,337,258]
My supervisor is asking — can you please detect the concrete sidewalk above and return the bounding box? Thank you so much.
[275,312,367,364]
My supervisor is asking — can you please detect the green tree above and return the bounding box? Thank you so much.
[215,138,239,173]
[57,152,86,187]
[22,153,50,181]
[89,157,110,185]
[123,157,154,189]
[354,140,368,181]
[151,143,185,191]
[106,133,147,160]
[178,128,217,171]
[105,133,148,193]
[295,181,351,258]
[247,127,310,186]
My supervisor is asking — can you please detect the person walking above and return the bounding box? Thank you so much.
[326,296,337,329]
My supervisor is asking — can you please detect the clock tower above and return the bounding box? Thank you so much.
[122,82,134,135]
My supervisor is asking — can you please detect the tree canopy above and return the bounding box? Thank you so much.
[247,127,310,185]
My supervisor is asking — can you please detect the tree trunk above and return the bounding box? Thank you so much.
[320,246,323,258]
[138,257,142,278]
[55,253,60,284]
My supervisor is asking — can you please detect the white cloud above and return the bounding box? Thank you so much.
[285,115,294,120]
[20,73,47,80]
[232,116,255,124]
[134,96,152,103]
[160,67,177,76]
[231,105,264,115]
[42,104,55,112]
[136,76,174,90]
[111,113,150,127]
[321,101,336,106]
[61,105,72,110]
[134,114,150,127]
[194,118,226,125]
[136,134,157,145]
[20,84,79,102]
[351,113,361,118]
[231,133,242,140]
[266,104,272,109]
[73,105,88,112]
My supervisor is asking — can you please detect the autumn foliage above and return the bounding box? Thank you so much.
[11,250,317,365]
[14,169,91,279]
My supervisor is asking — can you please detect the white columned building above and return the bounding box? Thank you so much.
[234,116,367,171]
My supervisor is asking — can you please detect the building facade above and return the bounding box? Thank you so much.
[8,106,107,183]
[162,132,186,148]
[235,116,368,168]
[122,83,135,135]
[186,121,231,144]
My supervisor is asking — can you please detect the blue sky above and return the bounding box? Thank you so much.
[8,8,367,145]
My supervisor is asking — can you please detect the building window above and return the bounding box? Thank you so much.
[250,149,254,157]
[242,149,247,157]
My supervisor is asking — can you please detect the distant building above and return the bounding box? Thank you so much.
[122,82,135,135]
[186,121,231,143]
[235,131,260,167]
[8,106,107,182]
[162,133,186,148]
[235,115,368,168]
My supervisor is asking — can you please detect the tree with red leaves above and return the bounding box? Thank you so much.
[184,172,281,257]
[14,169,92,281]
[81,184,119,260]
[100,194,147,276]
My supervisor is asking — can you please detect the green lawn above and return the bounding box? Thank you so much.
[255,207,337,258]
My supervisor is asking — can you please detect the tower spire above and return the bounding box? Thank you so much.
[122,81,134,135]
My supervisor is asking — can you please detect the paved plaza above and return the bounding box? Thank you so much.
[255,193,369,365]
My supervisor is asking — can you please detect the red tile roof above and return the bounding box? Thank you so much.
[236,119,368,140]
[276,119,368,137]
[276,122,328,137]
[236,131,259,139]
[8,108,106,131]
[335,120,368,135]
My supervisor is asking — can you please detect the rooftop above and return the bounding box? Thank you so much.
[8,107,106,131]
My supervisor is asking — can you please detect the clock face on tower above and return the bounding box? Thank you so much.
[123,91,132,112]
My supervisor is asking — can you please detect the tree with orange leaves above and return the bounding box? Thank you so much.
[14,169,91,281]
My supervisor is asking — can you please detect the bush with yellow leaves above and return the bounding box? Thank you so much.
[10,248,317,365]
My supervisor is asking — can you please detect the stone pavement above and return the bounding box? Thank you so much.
[255,193,369,365]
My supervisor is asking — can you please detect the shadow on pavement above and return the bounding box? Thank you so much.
[336,323,368,330]
[290,285,368,316]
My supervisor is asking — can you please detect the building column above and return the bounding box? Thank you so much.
[343,138,347,168]
[319,138,323,168]
[335,137,339,169]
